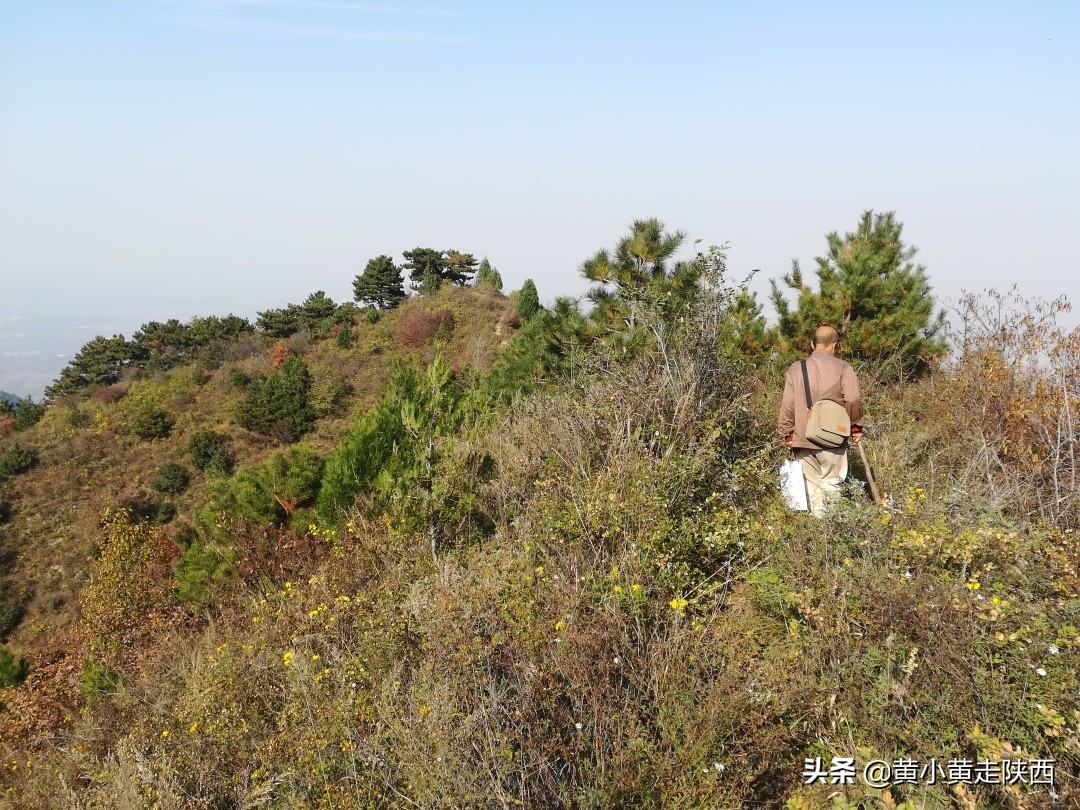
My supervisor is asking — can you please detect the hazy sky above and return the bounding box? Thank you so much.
[1,1,1078,395]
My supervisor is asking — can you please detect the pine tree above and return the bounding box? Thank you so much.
[297,291,338,332]
[353,255,405,310]
[475,257,503,291]
[402,247,448,293]
[235,357,315,443]
[46,335,134,399]
[770,210,946,381]
[581,218,693,332]
[717,289,773,360]
[256,305,303,338]
[517,279,541,323]
[402,247,479,290]
[13,398,45,431]
[443,250,478,285]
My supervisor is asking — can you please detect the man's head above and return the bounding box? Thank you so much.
[812,325,840,354]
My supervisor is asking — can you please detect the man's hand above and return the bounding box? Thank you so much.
[851,425,863,443]
[784,432,794,448]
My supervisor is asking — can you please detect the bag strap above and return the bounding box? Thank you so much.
[800,360,813,410]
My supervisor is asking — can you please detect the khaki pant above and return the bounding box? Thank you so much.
[796,446,849,517]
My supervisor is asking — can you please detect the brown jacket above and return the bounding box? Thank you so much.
[777,349,864,450]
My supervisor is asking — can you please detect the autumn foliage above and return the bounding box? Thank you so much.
[268,339,290,370]
[396,308,455,348]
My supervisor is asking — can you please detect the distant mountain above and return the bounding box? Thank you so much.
[0,390,22,405]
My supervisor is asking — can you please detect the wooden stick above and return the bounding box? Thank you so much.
[856,439,882,505]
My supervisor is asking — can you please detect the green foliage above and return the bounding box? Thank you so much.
[403,247,478,290]
[443,249,478,285]
[717,287,773,360]
[173,540,235,605]
[188,429,233,475]
[0,644,29,688]
[79,655,119,707]
[403,247,447,291]
[131,315,253,372]
[484,296,588,398]
[16,229,1080,809]
[235,356,315,442]
[317,367,421,520]
[256,292,341,338]
[297,291,339,333]
[580,219,702,359]
[185,314,253,344]
[475,256,503,291]
[333,319,354,348]
[770,210,947,381]
[13,397,45,430]
[516,278,541,323]
[132,319,190,369]
[582,218,687,303]
[415,271,443,296]
[130,402,175,439]
[152,462,191,495]
[256,304,303,338]
[319,358,492,557]
[372,356,492,559]
[46,334,134,399]
[0,443,37,478]
[202,444,324,530]
[353,255,406,310]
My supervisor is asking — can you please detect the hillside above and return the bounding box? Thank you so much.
[1,253,1078,808]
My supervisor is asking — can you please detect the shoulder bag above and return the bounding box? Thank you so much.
[801,360,851,448]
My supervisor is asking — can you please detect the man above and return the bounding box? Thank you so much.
[777,325,864,516]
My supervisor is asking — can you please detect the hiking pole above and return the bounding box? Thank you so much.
[855,438,882,505]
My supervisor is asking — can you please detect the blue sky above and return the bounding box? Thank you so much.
[1,1,1078,396]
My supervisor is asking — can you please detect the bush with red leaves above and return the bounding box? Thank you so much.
[91,385,126,405]
[396,308,455,348]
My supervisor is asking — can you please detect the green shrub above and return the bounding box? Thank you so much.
[517,278,540,322]
[174,541,234,604]
[202,444,324,530]
[79,655,119,708]
[318,366,419,520]
[130,403,174,439]
[152,461,191,495]
[234,356,315,442]
[13,398,45,430]
[334,320,355,348]
[229,369,251,388]
[0,644,29,688]
[188,429,233,475]
[0,443,37,478]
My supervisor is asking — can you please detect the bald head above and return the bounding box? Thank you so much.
[812,325,840,350]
